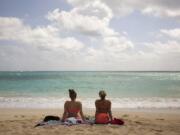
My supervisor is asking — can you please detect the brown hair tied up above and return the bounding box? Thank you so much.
[69,89,77,100]
[99,90,106,100]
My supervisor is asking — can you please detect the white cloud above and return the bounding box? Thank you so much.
[0,17,84,51]
[47,8,116,37]
[104,0,180,19]
[67,0,180,19]
[142,7,180,18]
[47,0,135,54]
[0,17,29,41]
[67,0,133,17]
[46,0,135,58]
[141,0,180,18]
[160,28,180,39]
[72,0,113,22]
[103,36,134,53]
[0,16,135,70]
[145,41,180,54]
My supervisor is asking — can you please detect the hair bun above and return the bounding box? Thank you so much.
[68,89,77,99]
[69,89,75,93]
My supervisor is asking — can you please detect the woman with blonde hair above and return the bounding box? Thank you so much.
[95,90,113,124]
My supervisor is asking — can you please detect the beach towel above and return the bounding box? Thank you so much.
[35,116,124,127]
[35,116,94,127]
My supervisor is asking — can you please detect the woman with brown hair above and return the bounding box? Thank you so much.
[95,90,113,124]
[62,89,85,122]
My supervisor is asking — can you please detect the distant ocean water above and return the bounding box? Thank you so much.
[0,71,180,109]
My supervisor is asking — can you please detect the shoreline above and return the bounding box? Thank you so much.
[1,96,180,109]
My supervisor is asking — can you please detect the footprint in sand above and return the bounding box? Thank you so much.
[153,129,163,132]
[134,121,143,125]
[122,114,129,117]
[21,115,25,118]
[156,118,164,121]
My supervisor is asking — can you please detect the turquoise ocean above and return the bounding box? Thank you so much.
[0,71,180,109]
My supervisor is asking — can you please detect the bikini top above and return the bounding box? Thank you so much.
[68,108,80,113]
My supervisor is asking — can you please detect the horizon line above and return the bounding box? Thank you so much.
[0,70,180,72]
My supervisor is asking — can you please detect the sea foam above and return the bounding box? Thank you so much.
[0,97,180,109]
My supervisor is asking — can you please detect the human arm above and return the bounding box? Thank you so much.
[108,101,113,121]
[79,102,85,121]
[95,100,99,118]
[62,101,68,122]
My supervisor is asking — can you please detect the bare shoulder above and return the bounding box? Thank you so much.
[95,99,100,104]
[64,101,70,108]
[95,99,100,102]
[76,101,82,105]
[65,101,70,105]
[106,99,111,104]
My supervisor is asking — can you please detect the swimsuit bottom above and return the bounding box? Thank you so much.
[95,113,109,124]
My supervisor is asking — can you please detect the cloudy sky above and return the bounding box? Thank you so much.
[0,0,180,71]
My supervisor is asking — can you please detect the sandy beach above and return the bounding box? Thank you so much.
[0,108,180,135]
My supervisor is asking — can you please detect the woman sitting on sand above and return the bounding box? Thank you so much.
[95,90,113,124]
[62,89,85,122]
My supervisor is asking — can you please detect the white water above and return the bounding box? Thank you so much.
[0,97,180,109]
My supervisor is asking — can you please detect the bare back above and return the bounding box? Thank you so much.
[95,99,111,113]
[62,100,85,121]
[64,101,81,117]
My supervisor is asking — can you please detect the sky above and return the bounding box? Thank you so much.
[0,0,180,71]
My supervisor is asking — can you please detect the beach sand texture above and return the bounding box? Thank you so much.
[0,109,180,135]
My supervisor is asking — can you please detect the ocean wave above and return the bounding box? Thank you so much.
[0,97,180,109]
